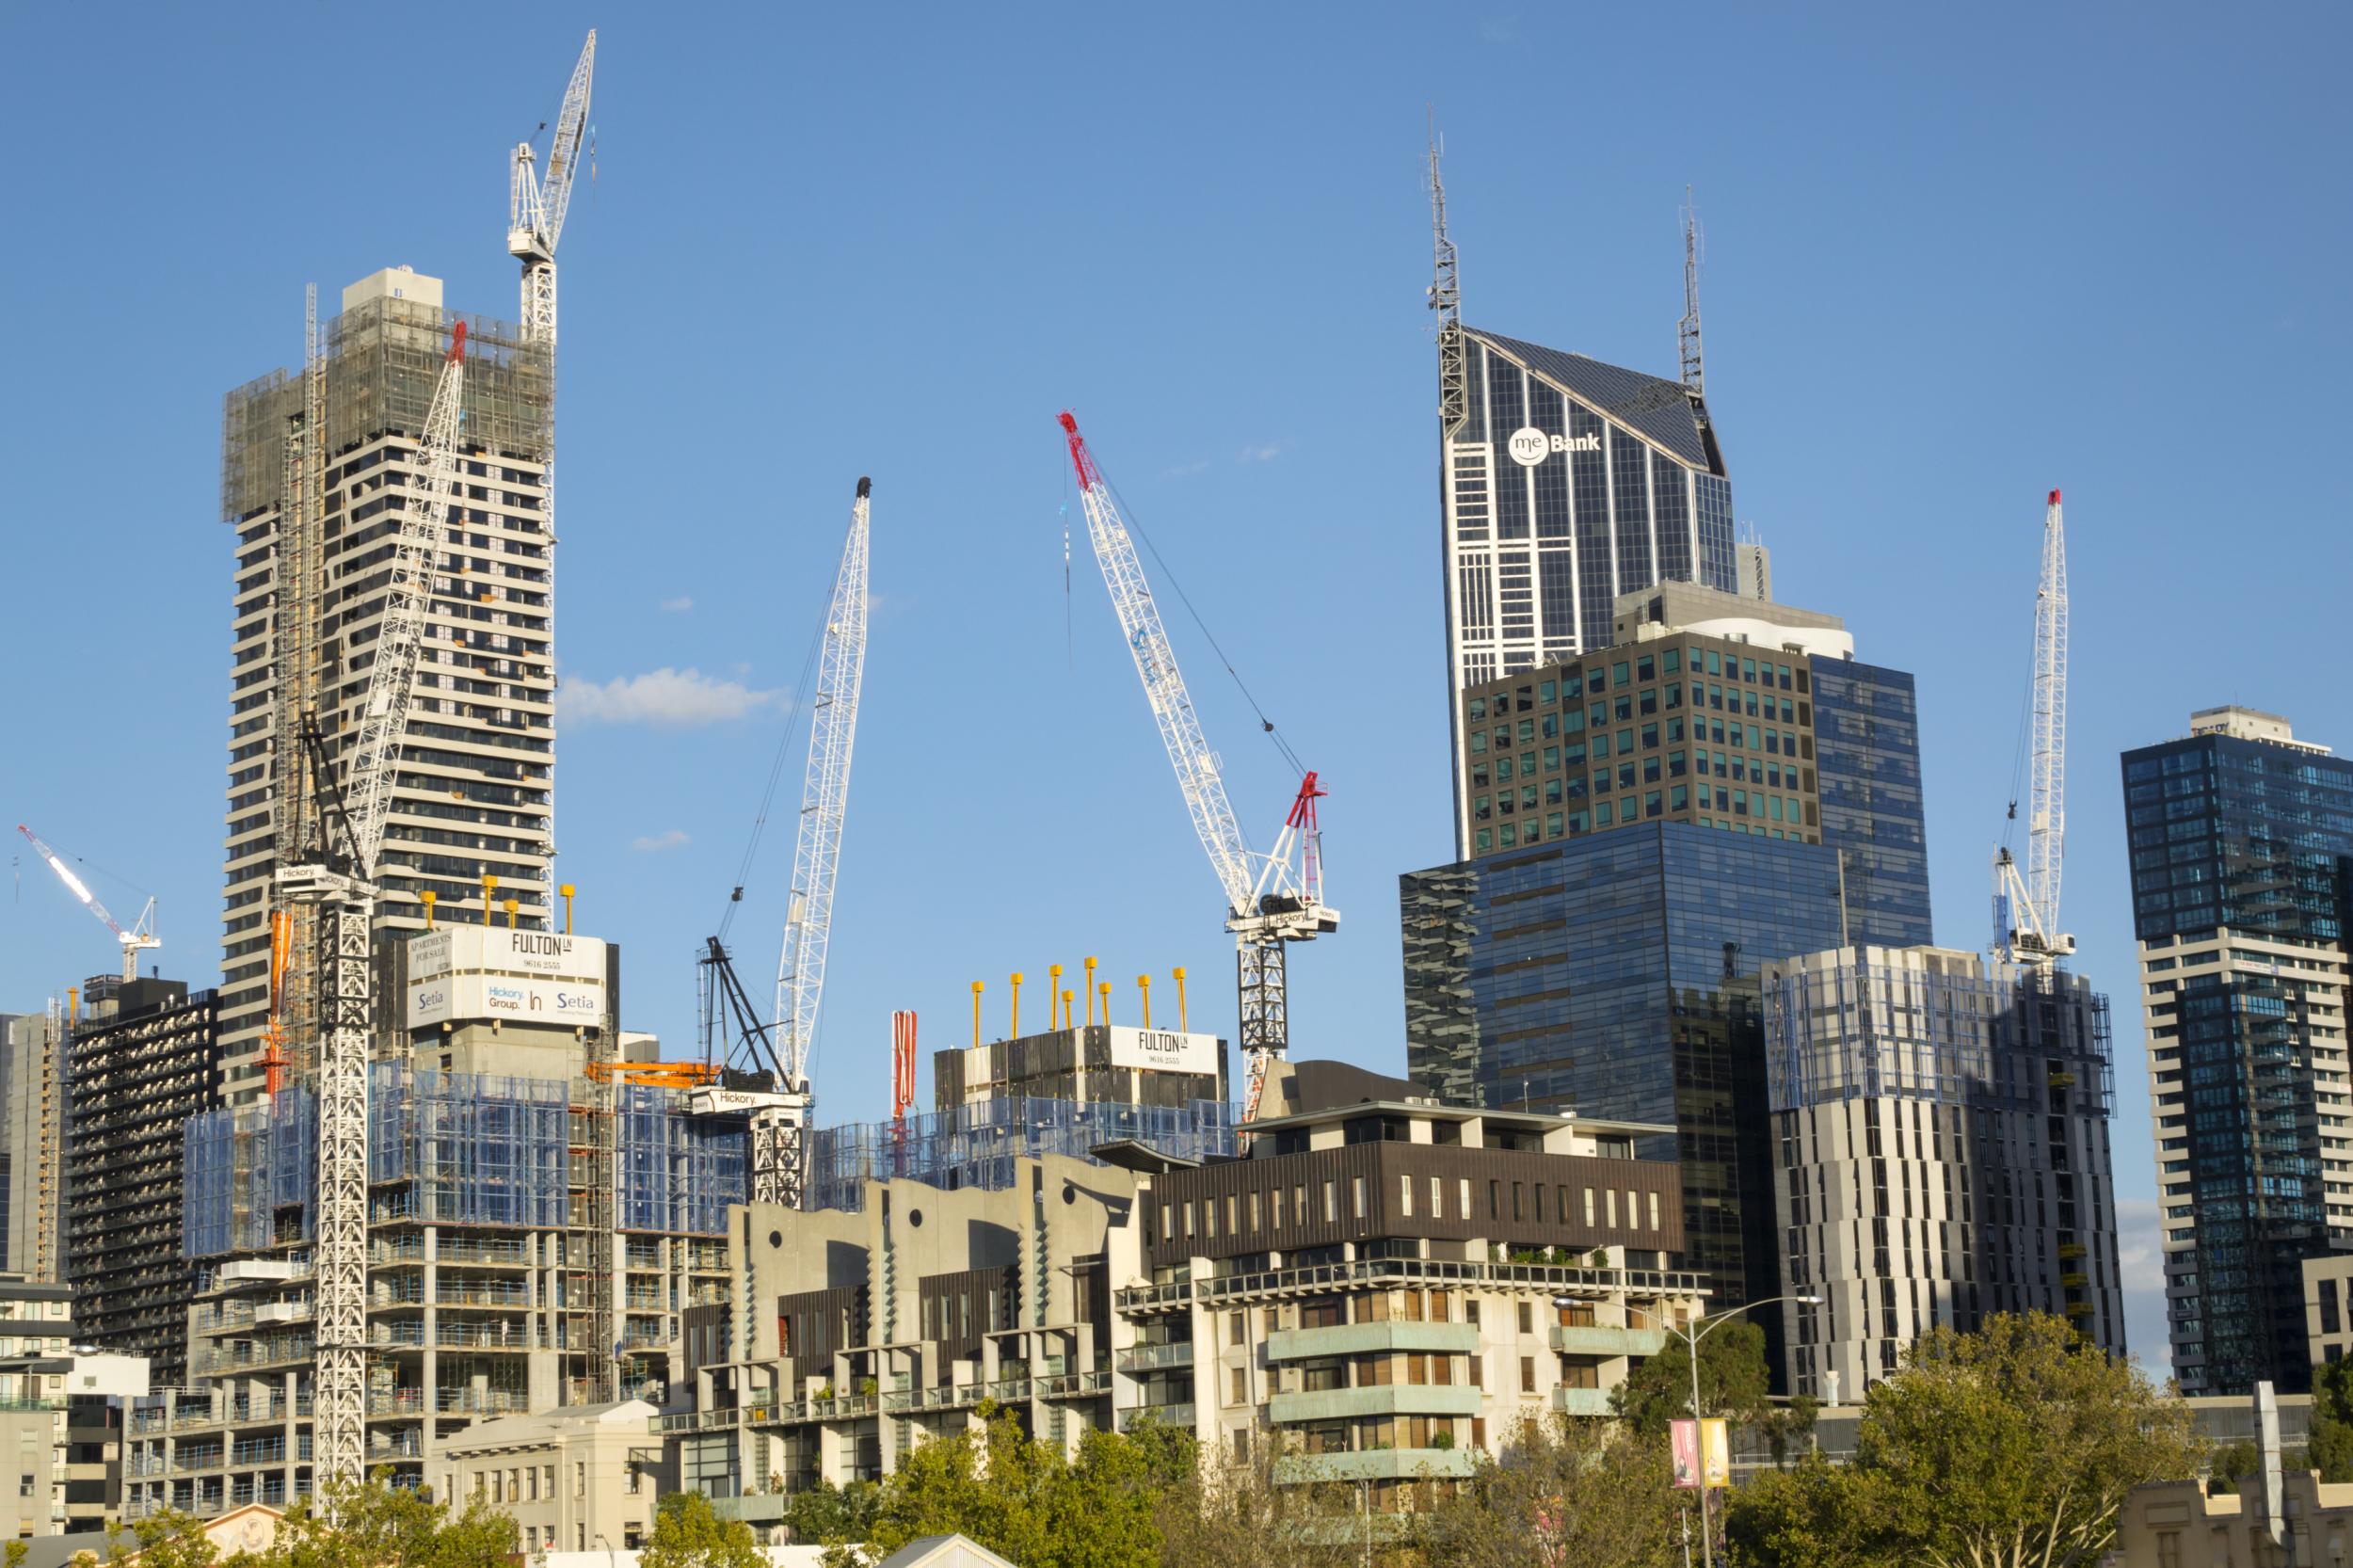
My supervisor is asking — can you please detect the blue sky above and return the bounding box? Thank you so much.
[3,3,2346,1373]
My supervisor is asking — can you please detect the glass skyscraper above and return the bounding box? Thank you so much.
[2121,707,2353,1396]
[1441,328,1737,856]
[1401,824,1850,1342]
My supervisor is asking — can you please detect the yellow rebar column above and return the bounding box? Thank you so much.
[1173,968,1189,1032]
[1010,972,1025,1038]
[1084,957,1099,1026]
[1136,974,1152,1030]
[970,982,984,1048]
[1048,964,1064,1030]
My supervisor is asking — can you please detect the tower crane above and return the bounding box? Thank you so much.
[510,31,594,374]
[16,824,157,984]
[691,477,872,1208]
[1057,413,1338,1127]
[275,320,470,1493]
[1993,488,2073,968]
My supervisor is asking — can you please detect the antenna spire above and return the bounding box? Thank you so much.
[1679,184,1705,394]
[1429,112,1466,440]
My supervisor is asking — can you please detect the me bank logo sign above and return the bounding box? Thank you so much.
[1506,425,1603,468]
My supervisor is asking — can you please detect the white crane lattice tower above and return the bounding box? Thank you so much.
[278,324,470,1493]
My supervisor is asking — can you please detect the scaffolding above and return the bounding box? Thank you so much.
[222,298,551,524]
[184,1066,732,1256]
[804,1096,1235,1214]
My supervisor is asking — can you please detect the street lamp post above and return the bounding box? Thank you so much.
[1561,1292,1824,1568]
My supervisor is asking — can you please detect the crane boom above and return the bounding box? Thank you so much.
[1059,413,1256,914]
[338,324,468,880]
[775,477,872,1095]
[17,824,157,984]
[1058,413,1337,1119]
[508,30,595,346]
[2028,488,2068,935]
[1993,489,2073,968]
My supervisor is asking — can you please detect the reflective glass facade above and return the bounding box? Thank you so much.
[1444,328,1735,854]
[1401,824,1849,1351]
[2122,725,2353,1395]
[1809,658,1935,947]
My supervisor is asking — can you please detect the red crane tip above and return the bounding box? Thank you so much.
[2048,488,2061,505]
[1057,411,1080,436]
[447,321,468,363]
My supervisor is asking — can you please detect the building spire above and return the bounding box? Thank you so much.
[1679,184,1705,395]
[1429,112,1466,440]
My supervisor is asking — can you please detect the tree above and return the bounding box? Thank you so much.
[780,1477,881,1547]
[60,1511,219,1568]
[1412,1413,1689,1568]
[2310,1357,2353,1482]
[1609,1315,1773,1438]
[1723,1313,2205,1568]
[1150,1432,1361,1568]
[639,1491,767,1568]
[232,1472,516,1568]
[831,1403,1160,1568]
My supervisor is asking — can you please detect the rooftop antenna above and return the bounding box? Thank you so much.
[1428,111,1465,440]
[1679,184,1705,395]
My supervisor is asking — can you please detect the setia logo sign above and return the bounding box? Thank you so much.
[1506,425,1603,468]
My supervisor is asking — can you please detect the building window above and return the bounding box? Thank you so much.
[1517,1302,1533,1336]
[1353,1176,1367,1220]
[1400,1176,1414,1218]
[1520,1357,1536,1394]
[1584,1187,1595,1225]
[1460,1179,1472,1220]
[1489,1181,1501,1220]
[1230,1368,1248,1406]
[1248,1192,1261,1231]
[1271,1188,1284,1229]
[1431,1176,1444,1218]
[1230,1312,1246,1347]
[1322,1181,1337,1223]
[1649,1192,1662,1231]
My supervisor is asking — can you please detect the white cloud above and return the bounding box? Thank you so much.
[659,596,694,613]
[2114,1196,2173,1380]
[1238,442,1285,463]
[559,667,783,728]
[1161,457,1212,479]
[631,829,690,853]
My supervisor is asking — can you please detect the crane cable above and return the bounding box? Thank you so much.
[715,561,836,946]
[1089,452,1310,783]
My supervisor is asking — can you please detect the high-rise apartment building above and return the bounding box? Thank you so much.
[1437,327,1737,854]
[216,265,556,1105]
[2121,706,2353,1396]
[64,976,220,1387]
[1762,944,2123,1401]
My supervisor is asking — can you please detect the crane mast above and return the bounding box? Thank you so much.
[17,824,158,984]
[277,322,469,1493]
[1058,413,1337,1121]
[1994,488,2073,967]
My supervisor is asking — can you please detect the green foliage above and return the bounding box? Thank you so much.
[2310,1357,2353,1482]
[780,1477,881,1546]
[639,1490,766,1568]
[229,1471,518,1568]
[2206,1440,2259,1496]
[1413,1413,1689,1568]
[831,1403,1161,1568]
[1722,1313,2205,1568]
[1609,1316,1773,1437]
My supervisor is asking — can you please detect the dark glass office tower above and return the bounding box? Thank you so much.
[1811,658,1933,948]
[1401,823,1849,1353]
[2121,707,2353,1396]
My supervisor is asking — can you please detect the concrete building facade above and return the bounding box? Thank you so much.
[0,1277,148,1539]
[0,1010,68,1283]
[435,1399,664,1557]
[2121,707,2353,1395]
[1761,944,2124,1400]
[216,265,558,1104]
[672,1062,1704,1522]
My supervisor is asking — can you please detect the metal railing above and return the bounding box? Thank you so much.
[1115,1340,1196,1372]
[1114,1256,1708,1312]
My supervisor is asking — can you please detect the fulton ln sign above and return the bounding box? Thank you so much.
[1106,1026,1218,1076]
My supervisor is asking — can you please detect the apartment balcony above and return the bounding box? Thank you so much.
[1552,1386,1612,1417]
[1273,1447,1480,1485]
[1266,1321,1479,1362]
[1118,1256,1705,1315]
[1114,1341,1195,1373]
[1117,1403,1194,1433]
[1549,1324,1666,1358]
[1268,1384,1482,1425]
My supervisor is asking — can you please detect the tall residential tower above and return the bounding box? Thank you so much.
[2121,706,2353,1396]
[216,267,556,1105]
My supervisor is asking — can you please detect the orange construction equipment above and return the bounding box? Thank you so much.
[584,1061,719,1090]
